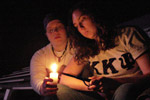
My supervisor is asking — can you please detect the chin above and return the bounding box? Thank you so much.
[88,36,95,39]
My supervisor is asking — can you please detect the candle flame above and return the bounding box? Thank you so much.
[51,63,57,72]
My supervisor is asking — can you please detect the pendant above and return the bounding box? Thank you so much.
[58,57,61,62]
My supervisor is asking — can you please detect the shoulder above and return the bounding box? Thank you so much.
[33,43,51,57]
[118,25,139,34]
[117,25,148,36]
[117,25,148,40]
[115,25,150,50]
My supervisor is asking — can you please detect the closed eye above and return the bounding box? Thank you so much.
[79,22,84,28]
[78,16,88,28]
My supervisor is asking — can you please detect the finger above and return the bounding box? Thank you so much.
[46,87,58,92]
[96,76,104,80]
[89,79,97,85]
[42,81,50,88]
[44,78,53,82]
[88,76,97,80]
[43,82,47,88]
[46,81,56,85]
[99,86,103,90]
[43,87,58,94]
[45,77,49,79]
[44,79,54,86]
[100,89,104,93]
[47,91,57,95]
[43,91,57,96]
[98,86,104,93]
[43,79,53,87]
[88,85,96,90]
[91,80,100,85]
[99,81,102,86]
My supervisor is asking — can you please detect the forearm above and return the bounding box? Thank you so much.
[60,75,90,91]
[30,65,46,94]
[113,73,150,85]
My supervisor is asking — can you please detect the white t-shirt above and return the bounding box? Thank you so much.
[89,27,148,78]
[30,42,74,94]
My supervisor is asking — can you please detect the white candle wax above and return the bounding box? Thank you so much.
[50,72,58,85]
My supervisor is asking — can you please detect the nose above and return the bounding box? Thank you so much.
[53,27,61,35]
[78,27,86,35]
[54,27,59,32]
[54,30,60,35]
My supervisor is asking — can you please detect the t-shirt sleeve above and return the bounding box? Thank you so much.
[120,27,149,59]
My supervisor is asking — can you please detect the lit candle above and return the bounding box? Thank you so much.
[49,63,58,85]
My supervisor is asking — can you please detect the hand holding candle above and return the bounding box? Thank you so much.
[50,63,58,85]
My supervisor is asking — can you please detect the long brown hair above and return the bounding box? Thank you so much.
[68,1,118,64]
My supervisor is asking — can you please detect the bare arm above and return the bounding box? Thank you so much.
[136,52,150,75]
[113,52,150,84]
[59,57,90,91]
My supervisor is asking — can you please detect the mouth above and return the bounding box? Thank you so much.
[55,36,61,39]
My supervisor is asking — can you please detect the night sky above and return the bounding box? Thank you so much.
[0,0,150,76]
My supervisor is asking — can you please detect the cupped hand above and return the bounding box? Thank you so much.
[88,76,120,93]
[40,77,58,96]
[88,76,103,92]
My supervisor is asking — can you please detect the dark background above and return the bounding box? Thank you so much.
[0,0,150,76]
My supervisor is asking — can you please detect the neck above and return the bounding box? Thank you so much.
[52,41,68,62]
[52,40,68,52]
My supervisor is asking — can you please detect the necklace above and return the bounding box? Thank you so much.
[52,42,68,62]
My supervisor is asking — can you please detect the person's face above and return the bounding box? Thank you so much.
[72,9,98,39]
[46,19,67,46]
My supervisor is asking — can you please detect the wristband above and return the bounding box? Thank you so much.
[83,80,91,90]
